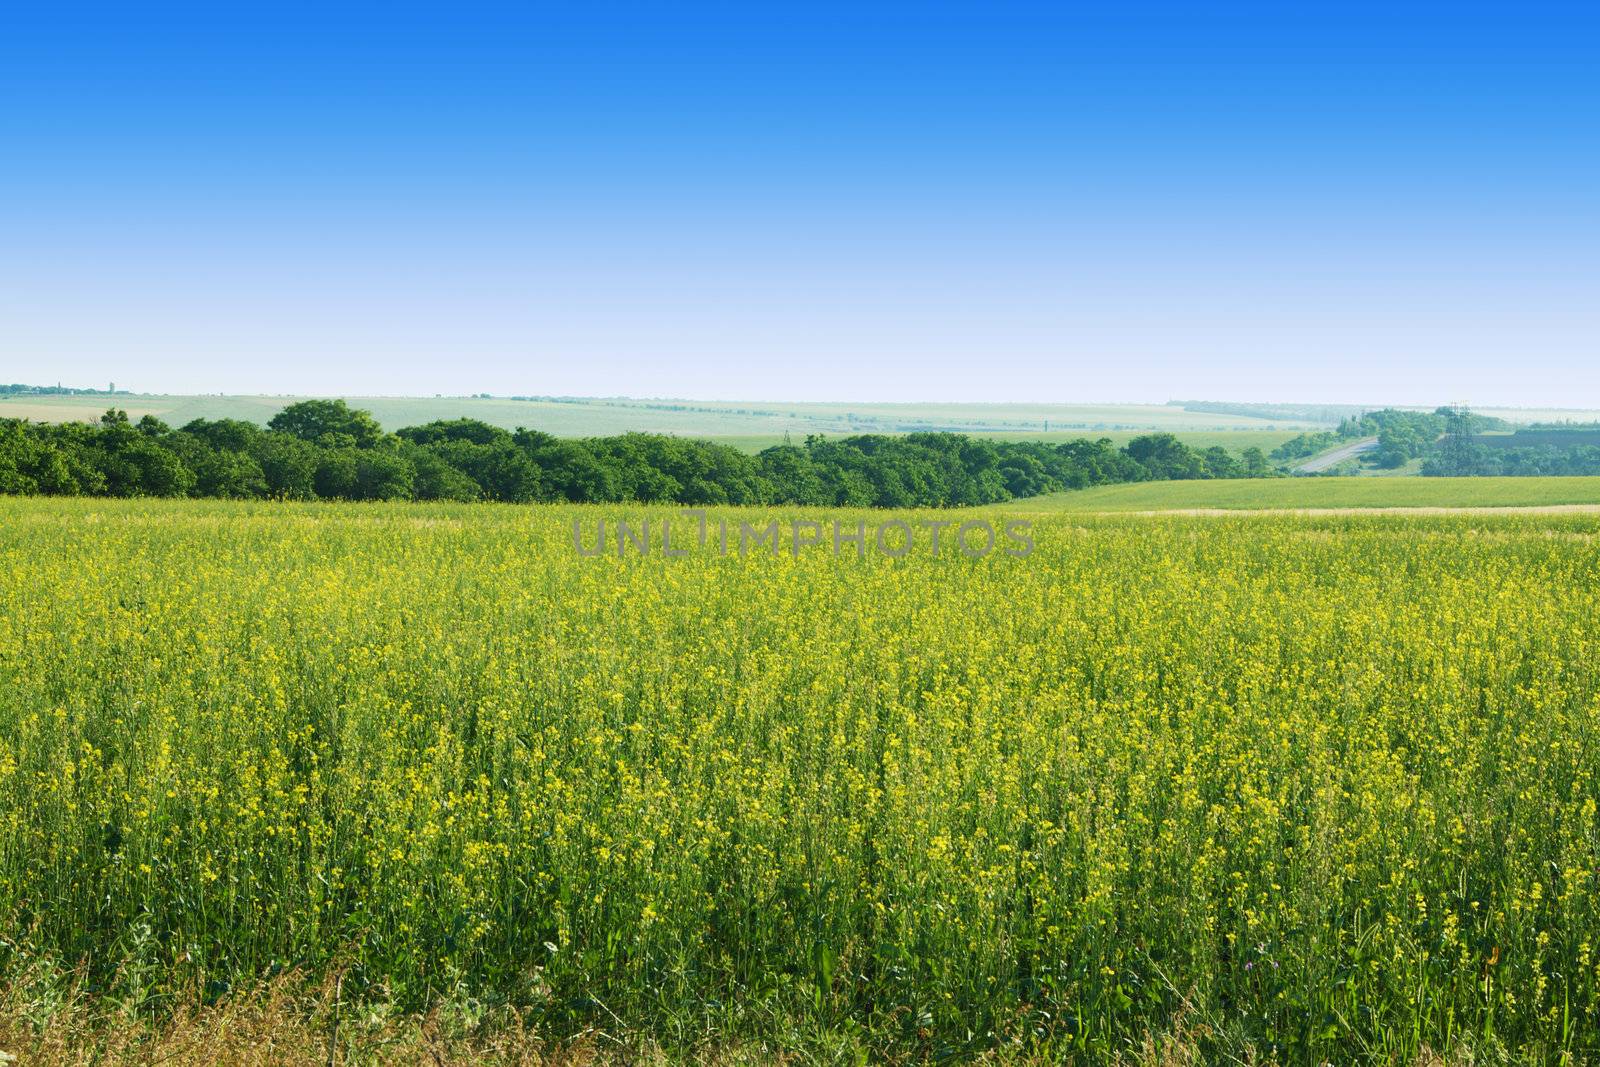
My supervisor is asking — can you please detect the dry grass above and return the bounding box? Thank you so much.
[0,970,659,1067]
[0,977,1501,1067]
[0,964,1213,1066]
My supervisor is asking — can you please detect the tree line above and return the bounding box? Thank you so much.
[1423,445,1600,477]
[0,400,1275,507]
[2,382,126,396]
[1272,407,1507,469]
[1424,427,1600,477]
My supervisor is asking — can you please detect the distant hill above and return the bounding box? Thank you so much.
[1171,400,1366,424]
[0,392,1325,443]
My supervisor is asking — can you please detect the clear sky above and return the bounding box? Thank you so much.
[3,2,1597,406]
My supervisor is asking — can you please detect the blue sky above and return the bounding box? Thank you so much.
[3,2,1597,405]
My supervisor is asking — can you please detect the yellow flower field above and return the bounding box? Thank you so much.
[0,496,1596,1061]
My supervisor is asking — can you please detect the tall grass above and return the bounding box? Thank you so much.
[0,497,1596,1061]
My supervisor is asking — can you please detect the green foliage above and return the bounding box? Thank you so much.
[1425,443,1600,477]
[0,407,1275,507]
[268,399,387,449]
[1271,408,1511,470]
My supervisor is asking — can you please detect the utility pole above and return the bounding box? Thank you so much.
[1443,401,1473,475]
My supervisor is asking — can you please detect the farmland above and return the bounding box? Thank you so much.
[0,394,1324,451]
[14,394,1600,467]
[1010,475,1600,513]
[698,428,1306,456]
[1,496,1597,1062]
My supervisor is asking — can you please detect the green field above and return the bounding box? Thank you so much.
[0,393,1324,442]
[16,395,1597,464]
[2,495,1598,1062]
[708,427,1305,455]
[1008,475,1600,512]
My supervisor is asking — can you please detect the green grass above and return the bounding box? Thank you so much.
[3,496,1598,1062]
[1006,475,1600,511]
[1358,457,1427,477]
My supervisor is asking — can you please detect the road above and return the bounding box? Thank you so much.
[1295,436,1379,473]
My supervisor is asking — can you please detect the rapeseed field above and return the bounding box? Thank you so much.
[0,497,1596,1062]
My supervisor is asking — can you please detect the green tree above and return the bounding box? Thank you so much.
[254,435,319,499]
[268,400,387,449]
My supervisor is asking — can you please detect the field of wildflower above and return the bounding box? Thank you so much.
[0,496,1597,1063]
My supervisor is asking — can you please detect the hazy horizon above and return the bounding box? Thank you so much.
[9,383,1600,419]
[9,385,1600,412]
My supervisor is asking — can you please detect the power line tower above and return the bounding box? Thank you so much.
[1442,400,1473,475]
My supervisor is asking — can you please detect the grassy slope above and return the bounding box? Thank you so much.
[0,395,1311,455]
[0,394,1319,436]
[712,427,1304,454]
[1008,475,1600,511]
[9,395,1597,437]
